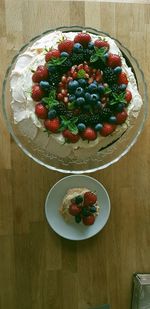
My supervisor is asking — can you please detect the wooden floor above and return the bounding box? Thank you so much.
[0,1,150,309]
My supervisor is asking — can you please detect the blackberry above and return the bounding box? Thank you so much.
[77,114,89,126]
[103,67,117,85]
[101,107,112,121]
[65,111,74,120]
[83,48,93,62]
[54,103,67,116]
[91,59,106,71]
[59,58,72,74]
[89,115,100,126]
[49,71,61,87]
[71,53,84,65]
[110,84,121,94]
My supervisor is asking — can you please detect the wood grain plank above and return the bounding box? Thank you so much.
[1,1,150,309]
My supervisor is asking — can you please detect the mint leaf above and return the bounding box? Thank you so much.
[90,54,99,63]
[90,46,107,63]
[77,69,86,79]
[109,92,126,106]
[47,56,67,66]
[42,90,59,108]
[68,123,78,134]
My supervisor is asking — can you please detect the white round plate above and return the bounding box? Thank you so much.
[45,175,111,241]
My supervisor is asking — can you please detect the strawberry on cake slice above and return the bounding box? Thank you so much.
[60,188,99,225]
[10,30,143,159]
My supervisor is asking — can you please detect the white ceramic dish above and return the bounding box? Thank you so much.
[45,175,111,240]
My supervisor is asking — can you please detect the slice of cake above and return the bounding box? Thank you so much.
[10,30,143,159]
[60,188,99,225]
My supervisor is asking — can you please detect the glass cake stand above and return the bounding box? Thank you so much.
[2,26,148,174]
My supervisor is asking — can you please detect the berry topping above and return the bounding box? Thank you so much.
[94,39,109,49]
[100,123,116,136]
[30,31,133,144]
[82,215,95,226]
[118,72,128,85]
[116,109,128,124]
[31,85,45,101]
[74,32,91,47]
[35,103,48,119]
[84,191,97,206]
[45,49,61,62]
[107,53,122,68]
[32,65,49,83]
[81,127,97,141]
[69,203,81,216]
[62,129,80,143]
[125,89,132,103]
[58,39,74,54]
[44,118,60,133]
[75,195,83,204]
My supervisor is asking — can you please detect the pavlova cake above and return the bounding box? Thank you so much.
[60,188,99,225]
[10,30,143,159]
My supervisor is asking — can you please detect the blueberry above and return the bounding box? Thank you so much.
[116,103,125,112]
[97,84,105,94]
[69,94,76,102]
[90,93,99,104]
[88,83,97,93]
[109,116,117,124]
[73,43,83,53]
[75,195,83,204]
[75,87,84,97]
[114,66,122,74]
[88,41,94,50]
[104,52,109,59]
[95,123,103,131]
[40,81,50,90]
[78,78,87,88]
[90,206,97,213]
[48,109,57,119]
[76,97,85,106]
[68,80,79,92]
[119,84,127,91]
[77,123,86,131]
[60,51,69,57]
[96,101,102,108]
[75,215,81,223]
[85,92,91,102]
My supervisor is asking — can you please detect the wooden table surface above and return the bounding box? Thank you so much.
[0,1,150,309]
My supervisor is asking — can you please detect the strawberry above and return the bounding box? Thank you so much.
[94,39,109,49]
[82,215,95,226]
[81,127,97,141]
[116,109,128,124]
[58,39,74,54]
[74,32,91,47]
[100,123,116,137]
[35,103,48,119]
[62,129,80,143]
[45,49,60,62]
[44,118,60,133]
[84,191,97,206]
[31,85,45,101]
[107,53,122,68]
[32,65,49,83]
[69,203,81,216]
[125,89,132,103]
[118,72,128,85]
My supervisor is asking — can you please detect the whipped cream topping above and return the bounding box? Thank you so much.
[10,30,143,159]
